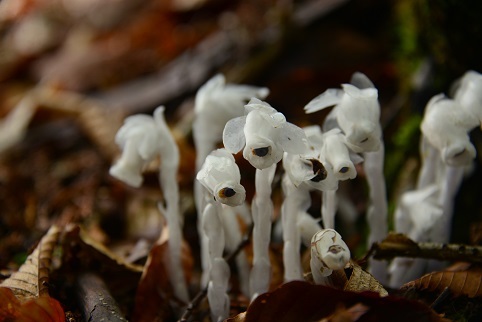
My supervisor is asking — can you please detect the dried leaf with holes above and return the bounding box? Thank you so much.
[343,261,388,297]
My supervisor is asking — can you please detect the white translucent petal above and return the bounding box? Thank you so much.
[341,83,378,100]
[453,70,482,121]
[222,116,246,153]
[282,153,314,187]
[350,72,375,89]
[304,88,343,113]
[245,97,278,115]
[278,122,309,154]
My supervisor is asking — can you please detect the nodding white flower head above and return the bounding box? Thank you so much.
[421,94,477,167]
[396,185,443,238]
[310,229,350,277]
[321,128,359,181]
[282,125,338,191]
[223,98,309,170]
[304,73,381,153]
[452,70,482,122]
[196,148,246,206]
[194,74,269,144]
[110,106,171,187]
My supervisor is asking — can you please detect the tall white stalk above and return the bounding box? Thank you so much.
[193,75,268,287]
[110,106,189,303]
[304,72,386,282]
[250,164,276,299]
[223,98,308,300]
[196,148,248,314]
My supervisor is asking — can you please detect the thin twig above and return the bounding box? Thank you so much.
[178,224,253,322]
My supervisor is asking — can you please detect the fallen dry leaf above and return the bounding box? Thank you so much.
[401,267,482,298]
[343,261,388,297]
[132,225,194,322]
[227,280,449,322]
[1,225,60,301]
[0,287,65,322]
[0,226,65,321]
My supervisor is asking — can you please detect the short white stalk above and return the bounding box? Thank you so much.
[221,205,250,297]
[321,190,337,229]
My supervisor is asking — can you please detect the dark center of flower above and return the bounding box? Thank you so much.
[309,159,327,182]
[219,187,236,198]
[328,245,345,254]
[253,147,270,157]
[453,148,466,158]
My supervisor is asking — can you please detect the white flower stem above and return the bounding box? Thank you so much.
[321,190,337,229]
[249,164,276,300]
[155,107,189,303]
[281,175,310,281]
[363,143,388,284]
[158,169,189,303]
[221,206,250,297]
[203,202,230,321]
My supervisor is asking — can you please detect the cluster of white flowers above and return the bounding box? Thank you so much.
[106,70,481,319]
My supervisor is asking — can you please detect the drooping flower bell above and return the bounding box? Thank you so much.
[223,98,308,170]
[196,148,246,207]
[304,73,382,153]
[310,229,350,283]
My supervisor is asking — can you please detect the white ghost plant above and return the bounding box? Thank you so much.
[452,70,482,124]
[223,97,309,300]
[282,125,338,191]
[196,149,250,317]
[223,98,309,169]
[421,94,478,167]
[193,74,269,170]
[193,75,268,289]
[389,185,443,287]
[304,73,382,153]
[196,149,246,207]
[305,73,388,283]
[310,229,351,285]
[110,106,189,303]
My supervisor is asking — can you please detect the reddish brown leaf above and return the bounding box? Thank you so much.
[402,269,482,298]
[229,281,448,322]
[132,227,194,322]
[0,287,64,322]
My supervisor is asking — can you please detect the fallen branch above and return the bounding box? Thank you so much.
[76,272,127,322]
[365,233,482,264]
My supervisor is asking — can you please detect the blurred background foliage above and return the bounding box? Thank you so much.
[0,0,482,320]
